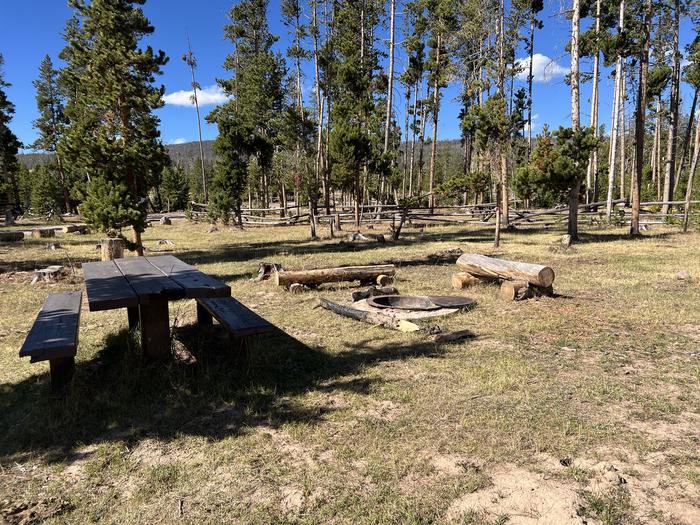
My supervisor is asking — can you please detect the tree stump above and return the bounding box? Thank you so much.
[160,216,172,225]
[101,238,125,261]
[31,229,56,239]
[4,209,15,226]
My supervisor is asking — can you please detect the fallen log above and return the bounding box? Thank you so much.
[318,298,419,332]
[62,224,88,234]
[273,264,396,288]
[0,231,24,242]
[456,253,555,288]
[351,286,398,302]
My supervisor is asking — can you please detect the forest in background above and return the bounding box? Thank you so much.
[0,0,699,249]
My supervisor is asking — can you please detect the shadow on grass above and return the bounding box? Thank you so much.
[0,321,448,464]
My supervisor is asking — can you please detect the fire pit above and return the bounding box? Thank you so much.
[367,295,441,311]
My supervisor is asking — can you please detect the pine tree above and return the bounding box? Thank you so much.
[29,164,64,219]
[0,54,22,216]
[328,0,380,226]
[425,0,457,213]
[58,0,169,253]
[210,0,286,225]
[31,55,70,212]
[161,164,189,212]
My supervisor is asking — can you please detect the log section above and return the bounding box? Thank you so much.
[451,272,483,289]
[273,265,396,287]
[456,253,555,288]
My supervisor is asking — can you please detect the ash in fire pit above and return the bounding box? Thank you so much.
[367,295,441,311]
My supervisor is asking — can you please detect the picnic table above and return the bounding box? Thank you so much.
[82,255,231,359]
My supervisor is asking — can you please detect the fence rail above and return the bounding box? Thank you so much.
[187,200,700,229]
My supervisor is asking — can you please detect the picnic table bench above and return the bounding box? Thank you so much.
[19,292,82,392]
[196,296,273,338]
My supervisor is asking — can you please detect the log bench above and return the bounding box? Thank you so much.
[196,297,273,342]
[19,292,82,393]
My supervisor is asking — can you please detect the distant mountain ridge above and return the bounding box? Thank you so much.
[18,138,463,169]
[17,140,217,169]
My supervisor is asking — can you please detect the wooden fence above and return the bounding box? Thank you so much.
[188,200,700,229]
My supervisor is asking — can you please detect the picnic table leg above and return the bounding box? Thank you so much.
[127,306,140,330]
[196,301,213,327]
[49,357,75,394]
[139,298,170,360]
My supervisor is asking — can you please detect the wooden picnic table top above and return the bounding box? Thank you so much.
[83,255,231,311]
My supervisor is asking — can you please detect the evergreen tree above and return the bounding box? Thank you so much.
[0,54,22,214]
[160,164,189,212]
[58,0,169,252]
[517,125,598,207]
[209,0,286,225]
[328,0,381,226]
[29,164,64,220]
[31,55,71,212]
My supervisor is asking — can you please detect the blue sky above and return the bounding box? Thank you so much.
[1,0,696,151]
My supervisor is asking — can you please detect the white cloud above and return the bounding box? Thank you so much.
[163,85,230,107]
[515,54,568,83]
[170,138,188,145]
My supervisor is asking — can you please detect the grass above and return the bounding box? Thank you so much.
[1,219,699,524]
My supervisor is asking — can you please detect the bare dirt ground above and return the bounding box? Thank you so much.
[0,220,698,524]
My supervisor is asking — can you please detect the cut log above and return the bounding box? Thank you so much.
[456,253,555,288]
[318,298,419,332]
[62,224,88,234]
[376,274,392,286]
[100,238,125,261]
[500,280,554,301]
[0,231,24,242]
[500,281,532,301]
[273,264,396,288]
[31,229,56,239]
[351,286,398,302]
[451,272,483,289]
[289,283,305,294]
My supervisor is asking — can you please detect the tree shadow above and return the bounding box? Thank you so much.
[0,319,451,465]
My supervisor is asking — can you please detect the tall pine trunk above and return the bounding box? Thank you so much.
[619,65,626,201]
[428,34,441,214]
[605,0,625,219]
[586,0,601,203]
[382,0,396,202]
[682,105,700,232]
[409,82,419,195]
[568,0,581,240]
[676,88,698,185]
[661,0,680,216]
[630,0,652,236]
